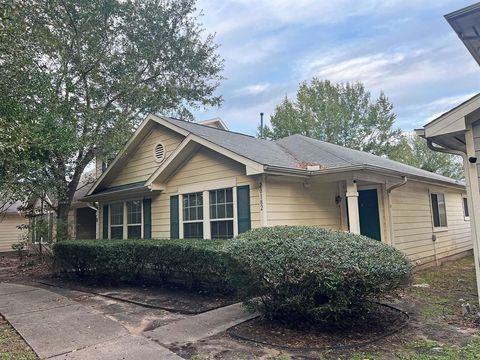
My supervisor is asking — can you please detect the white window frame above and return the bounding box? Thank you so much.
[108,200,144,239]
[463,196,470,221]
[209,188,236,239]
[179,184,239,239]
[429,191,448,232]
[181,192,204,239]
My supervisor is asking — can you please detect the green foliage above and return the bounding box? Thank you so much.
[53,239,232,292]
[226,226,413,322]
[263,79,403,158]
[389,133,464,181]
[0,0,223,237]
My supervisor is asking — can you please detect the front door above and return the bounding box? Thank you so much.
[358,189,381,241]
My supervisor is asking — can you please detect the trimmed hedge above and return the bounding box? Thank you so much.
[226,226,413,321]
[53,239,232,293]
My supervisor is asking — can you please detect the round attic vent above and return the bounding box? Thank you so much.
[153,143,166,163]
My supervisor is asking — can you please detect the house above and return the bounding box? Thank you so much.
[0,201,27,252]
[0,172,98,252]
[83,114,472,267]
[416,3,480,289]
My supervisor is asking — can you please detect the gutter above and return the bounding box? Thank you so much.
[264,164,465,189]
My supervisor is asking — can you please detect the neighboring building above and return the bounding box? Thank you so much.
[0,172,98,252]
[0,201,27,252]
[84,114,472,268]
[417,3,480,290]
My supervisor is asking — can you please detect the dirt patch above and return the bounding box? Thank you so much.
[228,303,408,351]
[35,275,237,314]
[0,254,50,282]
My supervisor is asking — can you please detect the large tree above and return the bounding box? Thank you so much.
[0,0,223,238]
[390,134,464,181]
[262,79,404,158]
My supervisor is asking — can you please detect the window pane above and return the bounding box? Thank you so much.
[211,220,234,239]
[464,198,469,218]
[209,188,233,220]
[110,226,123,239]
[226,188,233,202]
[226,203,233,218]
[127,200,142,224]
[127,225,141,239]
[437,193,447,227]
[110,203,123,226]
[183,192,203,221]
[184,222,203,239]
[431,194,440,227]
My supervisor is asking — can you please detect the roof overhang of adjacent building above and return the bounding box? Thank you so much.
[416,93,480,152]
[445,2,480,66]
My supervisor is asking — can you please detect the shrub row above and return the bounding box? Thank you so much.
[53,226,413,321]
[53,239,232,293]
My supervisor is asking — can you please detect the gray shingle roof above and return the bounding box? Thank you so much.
[162,117,463,186]
[164,117,298,168]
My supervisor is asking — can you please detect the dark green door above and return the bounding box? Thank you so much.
[358,189,381,241]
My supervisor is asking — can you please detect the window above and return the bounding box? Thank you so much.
[110,203,124,239]
[463,197,470,220]
[127,200,142,238]
[431,193,447,228]
[183,192,203,238]
[109,200,143,239]
[209,188,234,239]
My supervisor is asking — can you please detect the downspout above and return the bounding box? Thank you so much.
[386,176,408,246]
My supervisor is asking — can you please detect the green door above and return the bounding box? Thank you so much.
[358,189,381,241]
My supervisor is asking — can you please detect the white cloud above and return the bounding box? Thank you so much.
[235,83,272,96]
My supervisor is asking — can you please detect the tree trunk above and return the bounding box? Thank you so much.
[56,201,71,241]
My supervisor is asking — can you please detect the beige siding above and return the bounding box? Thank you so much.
[0,213,26,252]
[266,177,342,229]
[110,127,184,187]
[390,181,472,266]
[151,147,261,238]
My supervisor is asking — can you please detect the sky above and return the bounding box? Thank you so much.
[192,0,480,136]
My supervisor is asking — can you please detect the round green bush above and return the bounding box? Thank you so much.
[226,226,413,322]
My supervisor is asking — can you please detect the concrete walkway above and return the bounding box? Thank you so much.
[0,283,182,359]
[146,302,258,346]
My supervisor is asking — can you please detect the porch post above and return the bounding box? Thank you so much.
[346,179,360,234]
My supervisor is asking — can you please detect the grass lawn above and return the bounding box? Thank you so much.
[0,317,37,360]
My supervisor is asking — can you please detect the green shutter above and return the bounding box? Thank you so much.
[102,205,109,239]
[170,196,179,239]
[237,185,251,234]
[143,198,152,239]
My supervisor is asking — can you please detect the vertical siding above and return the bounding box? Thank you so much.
[266,177,342,229]
[0,214,26,252]
[150,147,261,238]
[390,181,472,265]
[110,127,184,187]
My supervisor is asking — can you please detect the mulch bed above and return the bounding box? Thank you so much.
[228,302,409,351]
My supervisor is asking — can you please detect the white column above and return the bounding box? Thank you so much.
[464,125,480,304]
[233,187,238,236]
[203,191,210,239]
[346,178,360,234]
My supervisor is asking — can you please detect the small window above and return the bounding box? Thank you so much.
[209,188,234,239]
[431,193,447,228]
[153,143,166,162]
[182,192,203,238]
[127,200,142,239]
[463,197,470,220]
[110,203,124,239]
